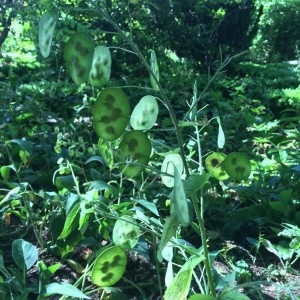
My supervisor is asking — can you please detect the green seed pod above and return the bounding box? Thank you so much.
[118,130,151,177]
[93,88,131,141]
[64,32,94,84]
[222,152,251,181]
[205,152,229,180]
[89,46,112,87]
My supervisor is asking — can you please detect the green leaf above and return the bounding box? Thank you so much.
[164,268,193,300]
[58,202,80,240]
[165,260,173,287]
[54,175,76,191]
[172,163,191,227]
[0,166,11,182]
[112,216,140,250]
[216,116,225,149]
[188,294,216,300]
[12,239,38,271]
[39,10,58,58]
[157,214,178,262]
[218,287,251,300]
[43,282,90,298]
[150,50,159,90]
[184,173,210,197]
[89,45,112,87]
[134,199,159,216]
[91,246,127,287]
[130,95,159,130]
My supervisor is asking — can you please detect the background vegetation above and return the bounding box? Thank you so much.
[0,0,299,299]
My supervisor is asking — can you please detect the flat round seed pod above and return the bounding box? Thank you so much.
[93,88,131,141]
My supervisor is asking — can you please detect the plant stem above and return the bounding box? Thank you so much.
[191,194,216,297]
[91,1,189,176]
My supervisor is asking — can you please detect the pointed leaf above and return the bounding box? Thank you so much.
[172,163,191,227]
[150,50,159,90]
[43,282,90,298]
[58,202,80,240]
[12,239,38,271]
[157,214,178,262]
[216,116,225,149]
[164,269,193,300]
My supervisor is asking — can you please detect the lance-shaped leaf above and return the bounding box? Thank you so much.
[216,116,225,149]
[172,162,191,227]
[130,95,158,130]
[64,32,94,84]
[89,46,112,87]
[150,50,159,90]
[93,88,131,141]
[39,10,59,58]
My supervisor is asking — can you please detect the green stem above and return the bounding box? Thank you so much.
[191,195,216,297]
[91,1,189,176]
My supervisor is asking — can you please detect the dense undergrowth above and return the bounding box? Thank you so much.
[0,1,300,300]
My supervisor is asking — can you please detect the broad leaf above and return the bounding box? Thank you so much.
[12,239,38,271]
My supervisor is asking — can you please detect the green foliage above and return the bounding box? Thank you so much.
[0,2,300,300]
